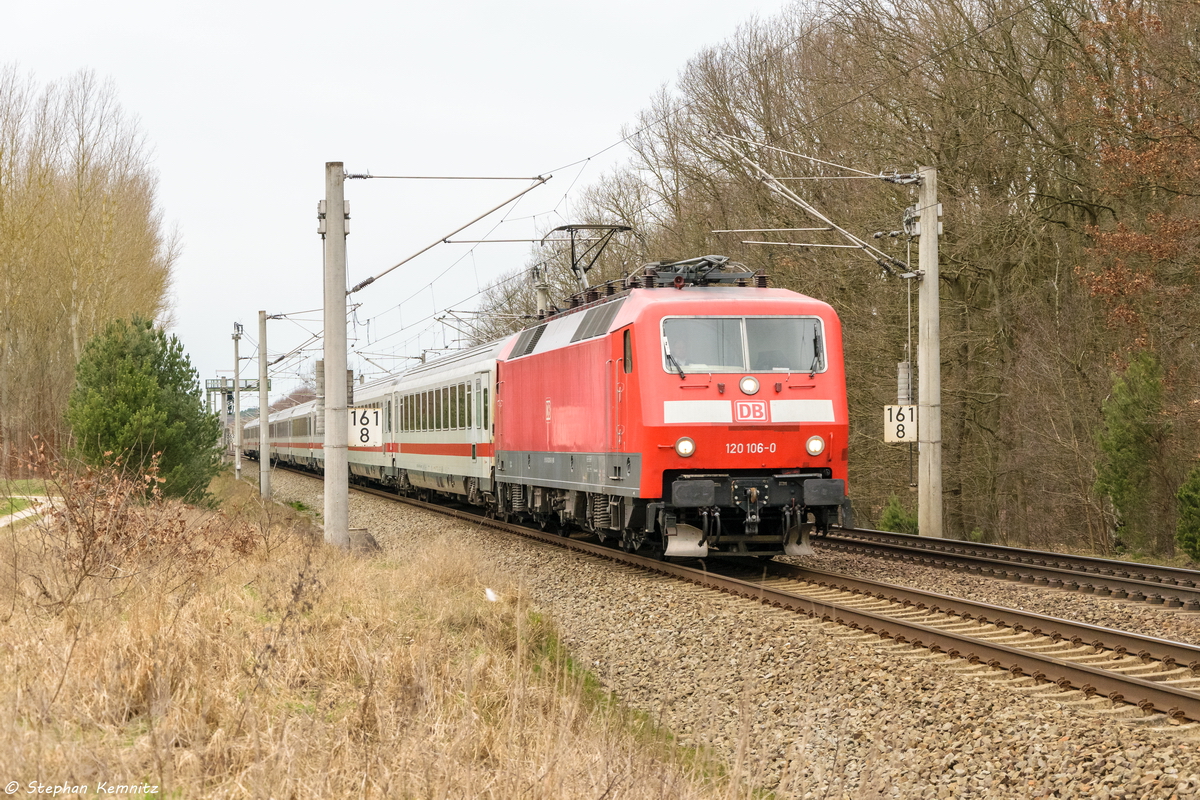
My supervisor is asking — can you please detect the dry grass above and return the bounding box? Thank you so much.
[0,469,746,798]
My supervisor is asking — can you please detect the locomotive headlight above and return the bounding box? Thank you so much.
[739,376,760,395]
[675,436,696,457]
[805,435,826,456]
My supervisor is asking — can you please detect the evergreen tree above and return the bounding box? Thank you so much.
[1177,468,1200,562]
[67,317,222,499]
[878,494,919,536]
[1095,353,1171,553]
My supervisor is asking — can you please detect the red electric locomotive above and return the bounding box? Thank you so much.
[246,255,851,559]
[493,255,851,557]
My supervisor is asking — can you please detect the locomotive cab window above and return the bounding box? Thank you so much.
[661,316,825,374]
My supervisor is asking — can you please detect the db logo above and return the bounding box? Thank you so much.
[733,400,768,422]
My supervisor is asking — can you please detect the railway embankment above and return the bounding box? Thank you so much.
[0,470,732,799]
[270,470,1200,798]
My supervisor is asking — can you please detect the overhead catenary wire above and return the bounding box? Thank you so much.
[337,0,1038,365]
[717,132,881,177]
[357,155,591,332]
[346,173,543,180]
[717,134,906,274]
[741,241,861,248]
[347,176,550,295]
[545,0,1039,265]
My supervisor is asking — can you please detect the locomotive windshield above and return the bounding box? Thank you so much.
[662,316,824,374]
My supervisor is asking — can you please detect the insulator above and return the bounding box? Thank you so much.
[645,275,657,289]
[569,296,580,308]
[585,289,599,303]
[736,277,747,287]
[605,283,616,296]
[755,272,768,288]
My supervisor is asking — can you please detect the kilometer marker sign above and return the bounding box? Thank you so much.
[884,405,917,443]
[350,407,382,447]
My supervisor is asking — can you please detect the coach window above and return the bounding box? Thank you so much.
[450,385,459,430]
[386,400,392,433]
[623,329,633,374]
[483,385,490,431]
[466,383,473,428]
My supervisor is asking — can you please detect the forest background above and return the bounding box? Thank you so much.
[3,0,1198,557]
[471,0,1200,557]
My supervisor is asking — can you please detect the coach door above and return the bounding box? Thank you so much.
[471,371,487,462]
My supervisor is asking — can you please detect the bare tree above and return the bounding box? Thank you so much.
[0,67,176,471]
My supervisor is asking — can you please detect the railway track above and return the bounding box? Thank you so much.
[816,528,1200,610]
[313,477,1200,728]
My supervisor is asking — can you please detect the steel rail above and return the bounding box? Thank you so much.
[336,480,1200,722]
[819,529,1200,609]
[758,561,1200,673]
[833,527,1200,588]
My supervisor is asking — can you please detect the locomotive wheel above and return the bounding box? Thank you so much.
[619,529,647,553]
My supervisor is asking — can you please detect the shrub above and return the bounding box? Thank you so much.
[67,316,222,501]
[1176,468,1200,562]
[1095,352,1172,553]
[878,494,919,535]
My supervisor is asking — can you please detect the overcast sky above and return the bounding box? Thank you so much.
[3,0,789,406]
